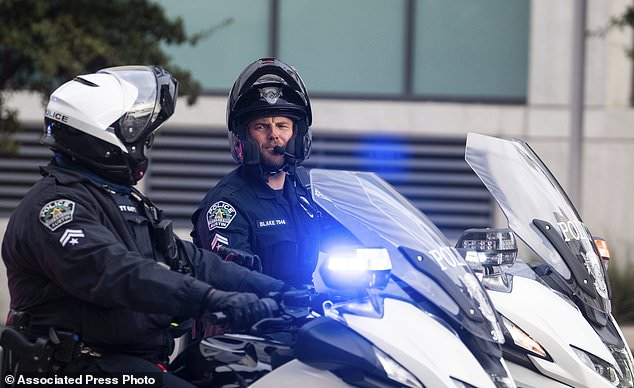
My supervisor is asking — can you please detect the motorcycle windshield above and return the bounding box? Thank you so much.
[464,133,610,320]
[310,169,504,344]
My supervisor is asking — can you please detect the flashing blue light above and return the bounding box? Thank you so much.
[326,248,392,272]
[356,135,407,173]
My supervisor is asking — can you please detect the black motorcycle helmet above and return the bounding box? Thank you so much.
[227,58,312,166]
[42,66,178,185]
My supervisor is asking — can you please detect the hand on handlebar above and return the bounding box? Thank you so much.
[204,289,278,332]
[266,286,332,317]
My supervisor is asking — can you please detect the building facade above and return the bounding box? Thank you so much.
[1,0,634,318]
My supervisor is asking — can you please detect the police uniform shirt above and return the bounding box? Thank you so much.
[191,167,320,286]
[1,162,283,358]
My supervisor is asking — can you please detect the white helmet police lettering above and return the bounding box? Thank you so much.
[42,66,178,185]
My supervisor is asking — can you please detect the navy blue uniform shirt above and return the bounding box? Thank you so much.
[191,167,321,286]
[1,161,283,359]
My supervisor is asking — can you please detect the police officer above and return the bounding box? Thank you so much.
[1,66,284,386]
[191,58,320,287]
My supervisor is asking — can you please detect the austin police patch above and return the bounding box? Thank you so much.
[207,201,236,231]
[39,199,76,231]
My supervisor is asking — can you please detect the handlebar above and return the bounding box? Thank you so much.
[205,297,280,327]
[204,290,320,335]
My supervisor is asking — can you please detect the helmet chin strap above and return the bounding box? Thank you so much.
[264,165,286,176]
[246,146,293,183]
[268,145,299,176]
[241,135,300,181]
[261,160,289,178]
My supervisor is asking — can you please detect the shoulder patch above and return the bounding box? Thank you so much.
[39,199,76,231]
[207,201,237,231]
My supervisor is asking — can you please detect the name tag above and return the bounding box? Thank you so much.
[119,205,137,213]
[257,219,288,228]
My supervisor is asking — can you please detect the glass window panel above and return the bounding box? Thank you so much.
[414,0,529,99]
[155,0,270,90]
[278,0,406,95]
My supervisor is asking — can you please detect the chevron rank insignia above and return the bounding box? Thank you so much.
[60,229,85,247]
[39,199,76,231]
[211,233,229,251]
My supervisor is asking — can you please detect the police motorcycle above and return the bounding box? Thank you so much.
[172,169,516,388]
[456,132,634,387]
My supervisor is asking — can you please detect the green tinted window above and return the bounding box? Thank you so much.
[278,0,406,95]
[156,0,270,90]
[156,0,527,99]
[414,0,529,99]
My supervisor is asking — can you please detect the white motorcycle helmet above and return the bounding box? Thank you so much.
[42,65,178,185]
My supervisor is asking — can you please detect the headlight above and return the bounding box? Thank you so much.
[571,345,624,386]
[501,316,548,358]
[607,344,634,388]
[456,228,518,270]
[374,346,423,388]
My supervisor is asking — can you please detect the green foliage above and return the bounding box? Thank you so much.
[607,5,634,31]
[0,100,19,155]
[592,5,634,58]
[609,260,634,323]
[0,0,215,155]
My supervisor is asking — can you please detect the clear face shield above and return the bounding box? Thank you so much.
[97,65,178,183]
[99,66,178,147]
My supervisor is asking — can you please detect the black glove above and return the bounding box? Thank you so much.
[204,289,277,332]
[216,246,263,272]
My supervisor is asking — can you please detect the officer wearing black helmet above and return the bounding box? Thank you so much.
[1,66,284,386]
[191,58,320,287]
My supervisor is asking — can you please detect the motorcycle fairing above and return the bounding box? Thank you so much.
[310,169,504,346]
[464,133,612,329]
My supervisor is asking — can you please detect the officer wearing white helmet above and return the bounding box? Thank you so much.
[1,66,284,385]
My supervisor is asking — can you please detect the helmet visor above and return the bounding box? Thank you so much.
[99,66,177,145]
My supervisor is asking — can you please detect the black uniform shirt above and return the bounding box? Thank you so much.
[191,167,321,286]
[1,162,283,358]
